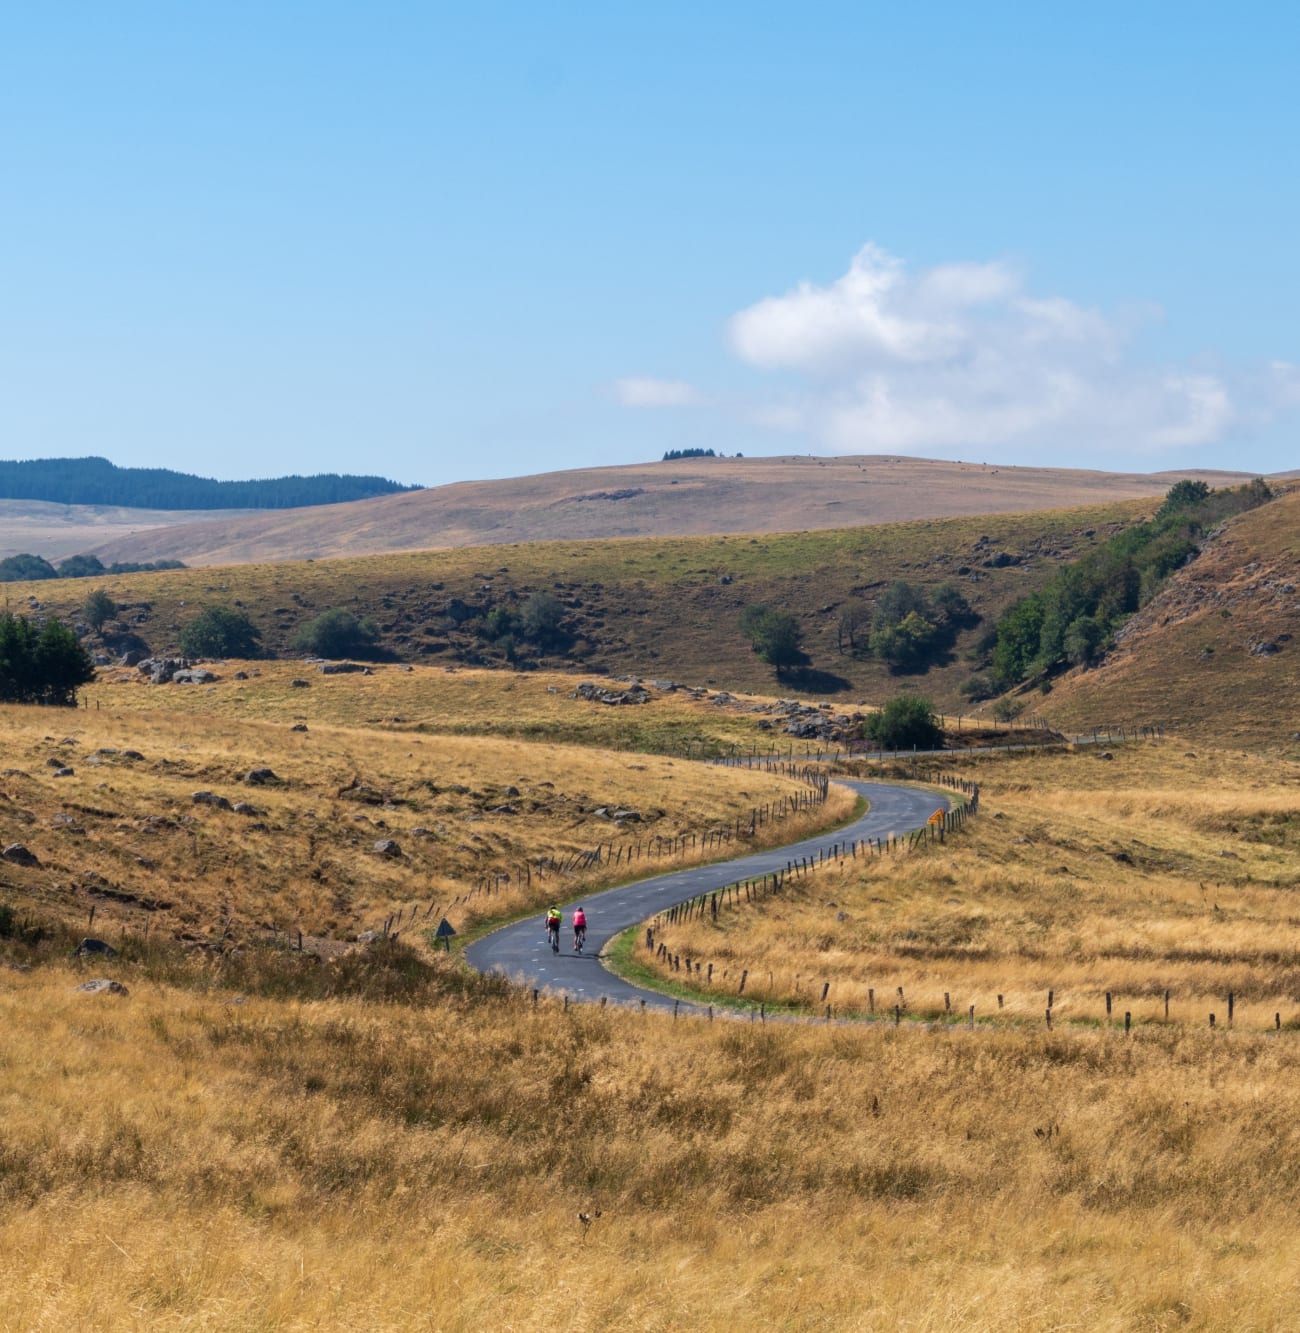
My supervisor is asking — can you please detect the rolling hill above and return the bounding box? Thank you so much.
[81,455,1267,567]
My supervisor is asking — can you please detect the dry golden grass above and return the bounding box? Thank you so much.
[0,697,843,948]
[1044,485,1300,752]
[81,454,1215,567]
[5,962,1300,1330]
[635,743,1300,1031]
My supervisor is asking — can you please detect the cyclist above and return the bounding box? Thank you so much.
[572,906,587,954]
[545,905,562,952]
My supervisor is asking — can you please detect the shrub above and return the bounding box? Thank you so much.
[81,588,117,631]
[866,695,943,750]
[739,605,805,674]
[292,608,379,659]
[179,605,263,658]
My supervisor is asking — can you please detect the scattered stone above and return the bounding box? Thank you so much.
[356,929,379,944]
[122,750,145,761]
[1098,751,1113,761]
[290,723,309,732]
[52,767,74,778]
[76,979,129,997]
[232,671,249,680]
[2,843,40,867]
[574,681,650,706]
[74,937,118,959]
[318,662,371,674]
[173,668,218,684]
[373,839,402,857]
[192,791,233,810]
[1219,850,1241,860]
[290,679,310,688]
[245,767,278,785]
[1249,640,1281,657]
[232,801,260,816]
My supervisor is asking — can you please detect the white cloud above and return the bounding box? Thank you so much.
[724,243,1255,456]
[613,376,702,408]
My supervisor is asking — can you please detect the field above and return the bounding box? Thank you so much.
[627,743,1300,1033]
[4,502,1300,1329]
[0,681,851,948]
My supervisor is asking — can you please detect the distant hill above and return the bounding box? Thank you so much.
[0,457,419,510]
[83,455,1271,567]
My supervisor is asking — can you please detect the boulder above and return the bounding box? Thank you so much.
[76,979,129,997]
[245,768,279,785]
[2,843,40,867]
[290,723,309,732]
[74,937,118,959]
[192,791,233,810]
[172,668,219,684]
[52,767,74,778]
[232,802,260,816]
[318,662,370,674]
[373,839,402,858]
[290,679,310,688]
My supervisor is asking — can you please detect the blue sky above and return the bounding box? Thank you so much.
[1,3,1296,485]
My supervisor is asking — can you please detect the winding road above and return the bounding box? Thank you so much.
[466,780,950,1011]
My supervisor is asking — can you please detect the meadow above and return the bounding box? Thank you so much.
[3,534,1300,1327]
[629,743,1300,1034]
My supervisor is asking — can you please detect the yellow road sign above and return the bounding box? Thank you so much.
[927,808,945,825]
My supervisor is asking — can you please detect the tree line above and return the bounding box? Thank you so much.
[0,553,187,582]
[0,457,418,510]
[968,478,1273,697]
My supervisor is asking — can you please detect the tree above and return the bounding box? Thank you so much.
[1157,479,1211,519]
[520,591,568,651]
[179,605,263,658]
[0,612,95,705]
[865,694,943,750]
[81,588,117,631]
[0,553,58,582]
[291,608,378,658]
[739,605,805,673]
[57,553,106,579]
[1063,614,1104,667]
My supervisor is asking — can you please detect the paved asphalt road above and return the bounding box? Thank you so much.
[465,780,950,1012]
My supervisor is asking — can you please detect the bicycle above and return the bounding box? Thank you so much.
[546,917,561,953]
[573,924,586,954]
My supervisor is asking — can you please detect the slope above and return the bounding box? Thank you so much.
[82,455,1261,567]
[1041,485,1300,748]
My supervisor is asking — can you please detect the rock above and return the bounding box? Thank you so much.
[290,679,310,688]
[2,843,40,866]
[574,681,650,706]
[374,839,402,858]
[121,750,145,761]
[318,662,370,674]
[93,652,113,666]
[192,791,233,810]
[290,723,309,732]
[76,979,129,997]
[173,668,218,684]
[356,929,379,944]
[52,767,74,778]
[74,937,118,959]
[232,801,260,816]
[1249,641,1281,657]
[612,808,641,822]
[245,767,278,785]
[232,671,249,680]
[502,785,521,797]
[1098,751,1113,760]
[118,649,148,667]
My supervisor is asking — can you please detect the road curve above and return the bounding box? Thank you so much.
[465,780,950,1012]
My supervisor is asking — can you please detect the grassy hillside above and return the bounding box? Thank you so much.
[2,734,1299,1328]
[1040,485,1300,748]
[11,498,1153,711]
[81,454,1252,567]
